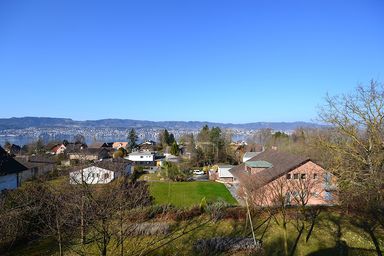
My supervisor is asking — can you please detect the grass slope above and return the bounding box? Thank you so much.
[7,210,384,255]
[149,181,237,207]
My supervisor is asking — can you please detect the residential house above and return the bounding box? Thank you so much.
[51,144,66,155]
[138,140,157,152]
[16,155,56,182]
[0,146,28,191]
[126,151,155,166]
[5,144,22,155]
[88,142,113,149]
[112,142,128,150]
[68,148,111,161]
[165,154,180,163]
[217,165,235,183]
[65,142,87,152]
[70,159,132,185]
[229,150,336,206]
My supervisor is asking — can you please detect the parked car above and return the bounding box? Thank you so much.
[193,170,205,175]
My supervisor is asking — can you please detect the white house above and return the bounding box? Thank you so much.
[217,165,234,183]
[70,160,132,185]
[51,144,66,155]
[126,152,155,165]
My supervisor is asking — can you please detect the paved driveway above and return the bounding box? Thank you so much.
[193,174,209,181]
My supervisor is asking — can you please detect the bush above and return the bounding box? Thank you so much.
[194,237,263,255]
[223,206,247,220]
[173,206,203,221]
[205,200,230,221]
[129,222,170,236]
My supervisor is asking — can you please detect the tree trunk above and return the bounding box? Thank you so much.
[81,195,85,244]
[56,215,63,256]
[306,210,320,243]
[283,221,288,256]
[120,204,124,256]
[290,224,304,256]
[367,228,382,256]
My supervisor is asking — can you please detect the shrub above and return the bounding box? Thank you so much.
[205,200,230,221]
[194,237,263,255]
[129,222,170,236]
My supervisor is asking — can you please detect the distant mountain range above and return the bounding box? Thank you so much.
[0,117,322,131]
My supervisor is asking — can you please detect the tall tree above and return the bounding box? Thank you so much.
[127,128,138,151]
[318,80,384,255]
[170,141,179,156]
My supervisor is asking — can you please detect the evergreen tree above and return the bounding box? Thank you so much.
[170,141,179,156]
[127,128,138,151]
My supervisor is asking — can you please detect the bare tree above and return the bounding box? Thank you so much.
[317,80,384,255]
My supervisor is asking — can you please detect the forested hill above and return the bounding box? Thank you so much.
[0,117,322,130]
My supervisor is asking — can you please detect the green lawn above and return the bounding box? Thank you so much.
[149,181,237,207]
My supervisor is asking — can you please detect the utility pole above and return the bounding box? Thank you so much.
[244,190,257,246]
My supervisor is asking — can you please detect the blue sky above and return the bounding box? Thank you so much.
[0,0,383,123]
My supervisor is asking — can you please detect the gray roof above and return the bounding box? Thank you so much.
[230,150,310,186]
[218,164,234,168]
[245,161,273,168]
[71,158,131,173]
[129,151,153,156]
[0,146,28,176]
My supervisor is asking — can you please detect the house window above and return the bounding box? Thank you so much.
[104,173,109,180]
[325,191,333,201]
[301,174,306,179]
[313,173,318,179]
[311,192,319,197]
[293,173,299,179]
[286,173,291,180]
[285,192,291,205]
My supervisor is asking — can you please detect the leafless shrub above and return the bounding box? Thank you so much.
[194,237,263,255]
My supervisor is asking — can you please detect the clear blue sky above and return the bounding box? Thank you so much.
[1,0,383,123]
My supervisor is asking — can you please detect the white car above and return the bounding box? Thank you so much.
[193,170,205,175]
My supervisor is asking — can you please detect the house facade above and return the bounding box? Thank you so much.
[16,155,56,182]
[217,165,235,183]
[230,150,336,206]
[126,152,155,166]
[51,144,66,155]
[138,140,156,152]
[70,160,132,184]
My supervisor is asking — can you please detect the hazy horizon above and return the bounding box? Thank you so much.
[0,116,320,124]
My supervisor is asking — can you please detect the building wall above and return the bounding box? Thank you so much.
[19,164,55,182]
[219,177,234,183]
[0,174,18,190]
[57,145,66,154]
[218,167,233,179]
[128,153,154,162]
[247,161,335,206]
[69,154,98,161]
[70,166,115,184]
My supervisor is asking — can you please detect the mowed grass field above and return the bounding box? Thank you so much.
[149,181,237,207]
